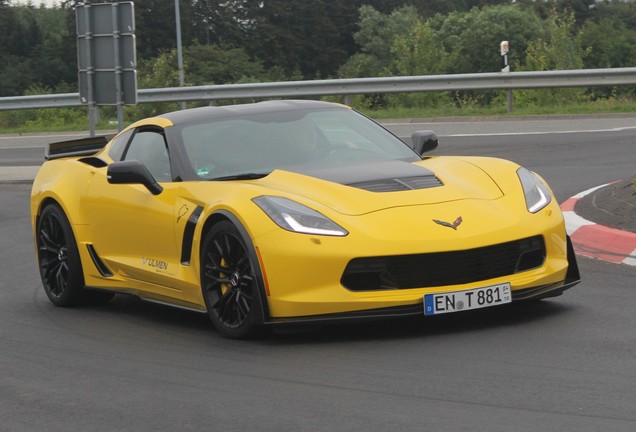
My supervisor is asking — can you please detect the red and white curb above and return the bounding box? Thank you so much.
[561,184,636,266]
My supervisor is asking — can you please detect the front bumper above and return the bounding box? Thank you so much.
[259,233,580,324]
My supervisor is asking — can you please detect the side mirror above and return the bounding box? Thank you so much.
[410,130,439,155]
[107,160,163,195]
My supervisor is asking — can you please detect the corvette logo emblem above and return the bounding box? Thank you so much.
[433,216,463,230]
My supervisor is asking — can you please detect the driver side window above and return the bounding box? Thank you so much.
[123,129,172,182]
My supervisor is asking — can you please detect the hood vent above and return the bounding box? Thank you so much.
[348,175,443,192]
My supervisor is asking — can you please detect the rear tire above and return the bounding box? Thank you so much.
[36,203,113,306]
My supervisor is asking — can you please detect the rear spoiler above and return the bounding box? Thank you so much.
[45,134,115,161]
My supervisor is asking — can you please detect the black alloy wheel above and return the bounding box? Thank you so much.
[36,204,85,306]
[36,204,113,306]
[201,221,261,339]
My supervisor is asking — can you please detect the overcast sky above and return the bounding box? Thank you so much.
[11,0,62,7]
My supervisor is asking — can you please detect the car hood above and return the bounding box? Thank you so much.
[253,158,506,216]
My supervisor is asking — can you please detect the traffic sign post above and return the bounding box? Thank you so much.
[77,2,137,135]
[500,41,510,73]
[500,40,513,113]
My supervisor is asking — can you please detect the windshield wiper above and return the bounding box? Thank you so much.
[209,172,270,181]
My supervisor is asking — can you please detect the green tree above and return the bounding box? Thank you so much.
[523,9,586,71]
[0,5,40,96]
[184,44,266,85]
[244,0,358,79]
[515,9,588,107]
[125,49,183,119]
[339,5,421,78]
[391,20,448,76]
[0,3,77,96]
[355,0,406,14]
[581,2,636,69]
[388,19,450,108]
[477,0,594,23]
[133,0,196,60]
[190,0,255,47]
[353,5,420,66]
[434,4,545,74]
[28,6,77,90]
[411,0,511,17]
[0,2,17,95]
[337,5,422,109]
[580,1,636,99]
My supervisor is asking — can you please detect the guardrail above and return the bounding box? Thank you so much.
[2,67,636,111]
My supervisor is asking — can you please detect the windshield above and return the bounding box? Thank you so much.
[177,107,420,180]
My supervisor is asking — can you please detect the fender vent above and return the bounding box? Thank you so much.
[79,157,108,168]
[181,206,204,265]
[86,244,113,277]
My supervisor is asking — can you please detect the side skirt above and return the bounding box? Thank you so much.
[84,285,207,313]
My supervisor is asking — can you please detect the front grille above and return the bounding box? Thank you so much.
[347,175,443,192]
[341,236,546,291]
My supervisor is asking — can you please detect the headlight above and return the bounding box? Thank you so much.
[517,167,552,213]
[252,196,348,236]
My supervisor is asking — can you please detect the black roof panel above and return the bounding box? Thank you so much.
[160,100,347,125]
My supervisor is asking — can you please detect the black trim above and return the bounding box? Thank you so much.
[86,244,113,277]
[180,206,204,265]
[565,235,581,286]
[341,236,546,291]
[45,135,114,161]
[505,236,580,301]
[511,282,569,301]
[82,286,208,313]
[79,157,108,168]
[290,160,436,189]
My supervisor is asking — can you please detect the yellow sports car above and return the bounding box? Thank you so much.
[31,100,580,338]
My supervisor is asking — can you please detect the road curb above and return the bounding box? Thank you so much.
[562,184,636,266]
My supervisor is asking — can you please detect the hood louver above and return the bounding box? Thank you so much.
[347,175,443,192]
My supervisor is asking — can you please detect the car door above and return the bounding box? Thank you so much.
[82,126,184,298]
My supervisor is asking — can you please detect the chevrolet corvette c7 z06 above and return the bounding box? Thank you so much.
[31,100,580,338]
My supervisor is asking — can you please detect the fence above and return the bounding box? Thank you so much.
[2,68,636,111]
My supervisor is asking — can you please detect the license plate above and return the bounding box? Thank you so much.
[424,282,511,316]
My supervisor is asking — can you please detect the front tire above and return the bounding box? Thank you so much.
[201,221,262,339]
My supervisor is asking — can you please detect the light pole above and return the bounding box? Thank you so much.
[175,0,185,110]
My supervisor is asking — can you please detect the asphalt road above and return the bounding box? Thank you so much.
[1,119,635,432]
